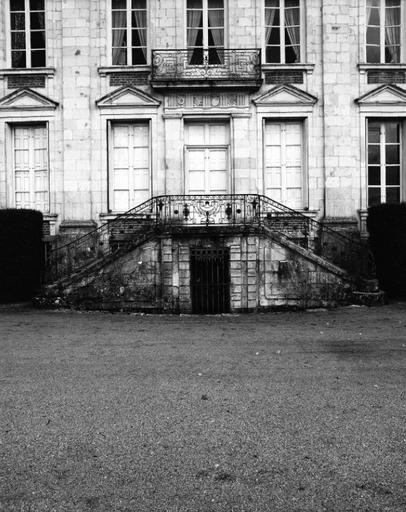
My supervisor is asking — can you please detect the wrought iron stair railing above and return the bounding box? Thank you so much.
[44,197,159,284]
[258,195,374,279]
[44,194,375,285]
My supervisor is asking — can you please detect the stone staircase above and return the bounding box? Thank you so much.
[39,194,384,310]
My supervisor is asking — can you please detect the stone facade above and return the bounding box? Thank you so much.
[0,0,398,310]
[2,0,405,228]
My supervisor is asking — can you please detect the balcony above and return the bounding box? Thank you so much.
[151,49,262,90]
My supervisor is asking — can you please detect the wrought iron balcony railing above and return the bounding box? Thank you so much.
[45,194,375,285]
[151,49,262,84]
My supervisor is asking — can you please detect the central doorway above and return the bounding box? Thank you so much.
[185,122,230,194]
[190,248,230,314]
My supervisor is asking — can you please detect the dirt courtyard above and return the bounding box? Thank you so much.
[1,303,406,511]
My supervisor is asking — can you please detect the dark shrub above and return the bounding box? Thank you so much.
[0,209,44,302]
[367,203,406,298]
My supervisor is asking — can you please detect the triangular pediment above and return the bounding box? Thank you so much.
[355,84,406,105]
[0,88,58,110]
[253,84,318,106]
[96,86,161,108]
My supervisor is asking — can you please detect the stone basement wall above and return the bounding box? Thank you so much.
[43,232,353,312]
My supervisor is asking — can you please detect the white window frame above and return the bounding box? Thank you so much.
[185,0,227,63]
[7,0,46,69]
[263,119,305,209]
[183,120,231,194]
[110,0,149,66]
[107,120,152,213]
[366,0,404,64]
[367,119,403,205]
[263,0,303,65]
[10,122,50,212]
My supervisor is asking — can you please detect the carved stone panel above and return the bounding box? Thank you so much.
[165,92,249,111]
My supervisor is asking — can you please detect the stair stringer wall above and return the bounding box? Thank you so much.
[40,229,354,312]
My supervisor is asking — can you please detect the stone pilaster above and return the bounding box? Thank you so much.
[321,0,361,218]
[163,115,183,194]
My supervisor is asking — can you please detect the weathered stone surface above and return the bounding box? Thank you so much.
[40,231,353,312]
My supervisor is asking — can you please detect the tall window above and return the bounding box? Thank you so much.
[367,120,401,206]
[112,0,147,65]
[265,0,300,64]
[10,0,46,68]
[366,0,401,63]
[110,122,150,211]
[264,121,303,209]
[13,125,49,211]
[185,122,229,194]
[187,0,224,65]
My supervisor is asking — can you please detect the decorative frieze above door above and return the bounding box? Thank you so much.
[164,92,250,113]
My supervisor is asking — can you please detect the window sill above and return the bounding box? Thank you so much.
[358,63,406,74]
[0,67,55,77]
[98,65,151,76]
[261,63,315,75]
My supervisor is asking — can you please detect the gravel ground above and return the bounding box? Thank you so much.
[1,303,406,512]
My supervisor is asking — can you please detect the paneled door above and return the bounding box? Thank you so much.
[110,122,150,211]
[185,122,229,194]
[264,121,303,209]
[13,124,49,212]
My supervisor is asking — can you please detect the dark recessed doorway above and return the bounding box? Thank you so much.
[190,248,230,314]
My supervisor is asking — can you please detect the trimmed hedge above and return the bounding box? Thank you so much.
[0,209,44,302]
[367,203,406,298]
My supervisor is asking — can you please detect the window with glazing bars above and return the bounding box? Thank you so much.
[265,0,301,64]
[367,120,402,206]
[366,0,401,63]
[112,0,147,65]
[10,0,45,68]
[187,0,224,65]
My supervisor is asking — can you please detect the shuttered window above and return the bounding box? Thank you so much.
[264,121,303,209]
[13,124,49,212]
[185,122,229,194]
[110,122,150,211]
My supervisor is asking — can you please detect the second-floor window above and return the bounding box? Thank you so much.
[366,0,401,63]
[112,0,147,65]
[187,0,225,65]
[265,0,301,64]
[10,0,46,68]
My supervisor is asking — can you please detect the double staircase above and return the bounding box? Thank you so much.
[43,194,379,306]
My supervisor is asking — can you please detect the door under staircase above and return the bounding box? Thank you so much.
[190,248,230,314]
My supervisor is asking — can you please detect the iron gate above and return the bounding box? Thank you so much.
[190,248,230,314]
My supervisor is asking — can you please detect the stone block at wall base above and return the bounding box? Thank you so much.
[58,220,97,238]
[351,290,386,307]
[321,217,359,238]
